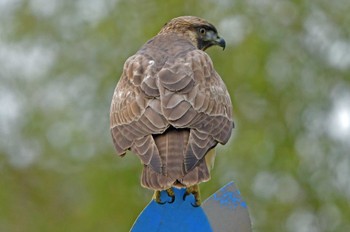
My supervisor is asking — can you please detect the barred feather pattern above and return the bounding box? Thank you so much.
[110,31,233,190]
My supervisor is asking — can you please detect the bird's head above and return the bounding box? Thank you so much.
[158,16,226,51]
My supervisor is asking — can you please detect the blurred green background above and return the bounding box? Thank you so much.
[1,0,350,231]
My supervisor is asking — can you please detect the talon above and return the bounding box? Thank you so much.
[184,185,202,207]
[153,190,166,204]
[183,191,190,201]
[153,188,175,204]
[158,200,166,205]
[191,202,200,207]
[166,188,175,204]
[168,195,175,203]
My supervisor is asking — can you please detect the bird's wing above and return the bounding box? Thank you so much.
[110,54,168,173]
[158,50,234,171]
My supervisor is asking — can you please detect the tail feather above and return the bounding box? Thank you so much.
[140,127,213,190]
[153,127,188,179]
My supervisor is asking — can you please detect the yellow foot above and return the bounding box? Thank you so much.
[153,190,164,204]
[183,185,201,207]
[153,188,175,204]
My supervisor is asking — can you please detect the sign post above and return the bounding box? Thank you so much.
[131,181,251,232]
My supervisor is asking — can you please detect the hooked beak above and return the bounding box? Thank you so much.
[215,36,226,50]
[202,30,226,51]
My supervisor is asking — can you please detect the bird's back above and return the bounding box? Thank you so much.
[135,36,213,190]
[110,18,233,192]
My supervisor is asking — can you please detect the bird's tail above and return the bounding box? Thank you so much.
[141,127,211,190]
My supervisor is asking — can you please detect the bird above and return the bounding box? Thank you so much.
[110,16,233,206]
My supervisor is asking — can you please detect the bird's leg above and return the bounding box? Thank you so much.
[183,184,201,207]
[153,188,175,204]
[153,190,165,204]
[166,188,175,203]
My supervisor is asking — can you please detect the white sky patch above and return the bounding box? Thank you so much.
[75,0,117,25]
[303,9,350,70]
[7,138,42,169]
[0,88,42,169]
[328,41,350,70]
[328,91,350,142]
[333,155,350,200]
[219,15,250,46]
[0,87,22,136]
[286,208,320,232]
[0,41,56,80]
[252,171,278,199]
[0,0,21,16]
[29,0,60,18]
[337,108,350,130]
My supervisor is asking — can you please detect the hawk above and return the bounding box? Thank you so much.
[110,16,233,206]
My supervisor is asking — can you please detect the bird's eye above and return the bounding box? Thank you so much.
[199,28,206,35]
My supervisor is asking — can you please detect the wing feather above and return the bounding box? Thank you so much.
[110,54,168,173]
[110,45,233,177]
[157,50,233,172]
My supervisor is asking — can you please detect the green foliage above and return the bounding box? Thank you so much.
[1,0,350,231]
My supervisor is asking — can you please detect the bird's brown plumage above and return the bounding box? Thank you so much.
[110,16,233,191]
